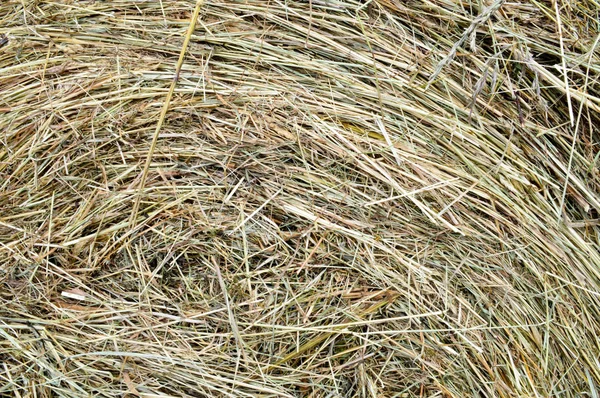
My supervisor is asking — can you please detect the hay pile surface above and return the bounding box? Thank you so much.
[1,0,599,396]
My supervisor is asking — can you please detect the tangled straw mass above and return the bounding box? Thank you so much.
[1,0,599,396]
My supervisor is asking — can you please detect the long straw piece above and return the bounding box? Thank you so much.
[130,0,205,227]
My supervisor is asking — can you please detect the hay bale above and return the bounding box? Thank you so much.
[1,0,599,396]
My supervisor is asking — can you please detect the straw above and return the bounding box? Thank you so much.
[1,0,599,396]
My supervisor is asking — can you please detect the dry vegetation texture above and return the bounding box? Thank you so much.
[1,0,600,397]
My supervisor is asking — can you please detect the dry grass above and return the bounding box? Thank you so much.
[1,0,599,396]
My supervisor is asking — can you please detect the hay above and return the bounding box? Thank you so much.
[1,0,599,396]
